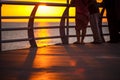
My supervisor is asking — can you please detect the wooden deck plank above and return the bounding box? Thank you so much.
[0,43,120,80]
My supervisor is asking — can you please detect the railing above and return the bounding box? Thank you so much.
[0,1,107,51]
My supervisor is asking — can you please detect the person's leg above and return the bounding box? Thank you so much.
[76,30,80,42]
[74,13,89,44]
[81,28,86,44]
[90,13,105,43]
[73,30,80,44]
[74,14,81,44]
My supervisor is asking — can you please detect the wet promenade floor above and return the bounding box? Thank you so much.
[0,43,120,80]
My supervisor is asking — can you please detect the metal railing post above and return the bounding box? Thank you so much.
[60,0,70,44]
[28,4,39,48]
[66,0,69,44]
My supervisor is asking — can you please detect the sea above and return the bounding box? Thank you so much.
[1,22,109,51]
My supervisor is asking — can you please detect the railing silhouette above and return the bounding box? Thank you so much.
[0,1,107,51]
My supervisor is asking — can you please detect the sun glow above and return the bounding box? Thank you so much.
[38,5,50,15]
[36,5,65,17]
[34,5,66,22]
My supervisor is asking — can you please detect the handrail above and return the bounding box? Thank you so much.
[0,1,104,6]
[0,1,67,6]
[0,1,106,51]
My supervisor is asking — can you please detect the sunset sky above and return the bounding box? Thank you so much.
[1,0,103,22]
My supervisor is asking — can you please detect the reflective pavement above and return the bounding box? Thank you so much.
[0,43,120,80]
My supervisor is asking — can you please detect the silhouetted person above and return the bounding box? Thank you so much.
[103,0,120,43]
[70,0,105,44]
[88,0,105,44]
[70,0,89,44]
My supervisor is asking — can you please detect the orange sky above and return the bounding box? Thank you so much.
[1,0,103,22]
